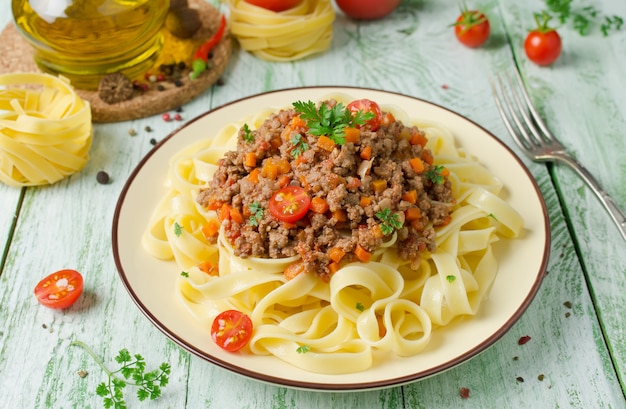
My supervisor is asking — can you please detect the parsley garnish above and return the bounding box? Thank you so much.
[292,100,374,145]
[290,133,309,158]
[543,0,623,36]
[425,165,446,185]
[71,341,171,409]
[242,123,254,143]
[180,271,189,278]
[356,302,365,312]
[375,208,403,235]
[488,213,499,222]
[446,275,456,283]
[248,202,264,226]
[296,345,311,354]
[174,222,184,237]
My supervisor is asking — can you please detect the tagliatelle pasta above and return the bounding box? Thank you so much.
[142,95,523,374]
[0,73,92,187]
[223,0,335,61]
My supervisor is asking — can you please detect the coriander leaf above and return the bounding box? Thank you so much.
[375,208,403,236]
[173,222,183,237]
[71,341,171,409]
[248,202,264,227]
[242,123,254,143]
[425,165,446,185]
[290,133,309,158]
[296,345,311,354]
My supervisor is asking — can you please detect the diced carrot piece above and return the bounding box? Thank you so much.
[218,203,231,222]
[332,209,348,222]
[282,221,297,229]
[230,207,244,224]
[344,127,360,143]
[354,245,372,262]
[248,168,260,184]
[405,207,422,221]
[401,189,417,204]
[381,112,395,127]
[270,137,282,150]
[421,149,434,165]
[359,195,372,208]
[360,145,372,160]
[280,125,293,141]
[198,261,218,276]
[435,215,452,227]
[440,167,450,177]
[371,225,383,239]
[310,197,329,214]
[346,177,361,190]
[201,219,221,238]
[372,179,387,194]
[317,135,336,152]
[409,157,425,174]
[328,262,340,275]
[277,158,291,174]
[206,198,224,211]
[409,131,428,147]
[244,152,257,168]
[284,261,305,280]
[291,115,307,128]
[410,219,425,231]
[328,247,346,263]
[261,158,279,180]
[277,174,290,188]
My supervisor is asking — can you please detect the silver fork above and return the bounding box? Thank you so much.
[490,68,626,242]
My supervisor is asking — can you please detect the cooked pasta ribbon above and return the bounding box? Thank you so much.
[223,0,335,61]
[0,73,92,187]
[144,96,524,374]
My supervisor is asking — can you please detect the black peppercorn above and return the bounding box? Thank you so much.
[96,171,110,184]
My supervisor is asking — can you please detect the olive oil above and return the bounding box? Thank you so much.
[12,0,170,90]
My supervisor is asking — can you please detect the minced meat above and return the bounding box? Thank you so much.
[196,99,455,280]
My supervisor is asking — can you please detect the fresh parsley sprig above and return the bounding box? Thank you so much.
[290,134,309,158]
[71,340,171,409]
[292,100,374,145]
[375,208,403,235]
[242,123,254,143]
[543,0,623,36]
[248,202,264,227]
[425,165,446,185]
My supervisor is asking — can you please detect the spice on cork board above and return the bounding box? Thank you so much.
[1,0,231,123]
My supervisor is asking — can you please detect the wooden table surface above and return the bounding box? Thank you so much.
[1,0,625,408]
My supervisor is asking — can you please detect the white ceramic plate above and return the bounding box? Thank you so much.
[113,87,550,391]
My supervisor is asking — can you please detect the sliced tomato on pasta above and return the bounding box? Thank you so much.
[269,186,311,223]
[211,310,254,352]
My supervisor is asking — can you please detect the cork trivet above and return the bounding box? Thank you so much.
[0,0,231,123]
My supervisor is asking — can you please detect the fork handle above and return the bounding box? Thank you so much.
[556,154,626,242]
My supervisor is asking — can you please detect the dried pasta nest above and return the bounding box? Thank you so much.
[223,0,335,61]
[98,72,134,104]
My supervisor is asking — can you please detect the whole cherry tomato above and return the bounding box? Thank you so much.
[524,12,562,66]
[245,0,302,12]
[211,310,254,352]
[335,0,401,20]
[453,8,490,48]
[347,99,383,131]
[34,269,84,309]
[269,185,311,223]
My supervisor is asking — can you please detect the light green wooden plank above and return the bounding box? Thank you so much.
[497,0,626,395]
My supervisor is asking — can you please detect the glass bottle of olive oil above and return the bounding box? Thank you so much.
[12,0,170,90]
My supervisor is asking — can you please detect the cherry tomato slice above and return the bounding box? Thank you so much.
[454,10,490,48]
[268,186,311,223]
[34,269,84,309]
[211,310,253,352]
[347,99,383,131]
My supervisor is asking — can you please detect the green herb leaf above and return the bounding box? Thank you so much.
[292,100,374,145]
[375,208,403,236]
[425,165,446,185]
[296,345,311,354]
[542,0,623,36]
[71,341,171,409]
[446,275,456,283]
[174,222,184,237]
[290,133,309,158]
[356,302,365,312]
[242,123,254,143]
[180,271,189,278]
[248,202,264,227]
